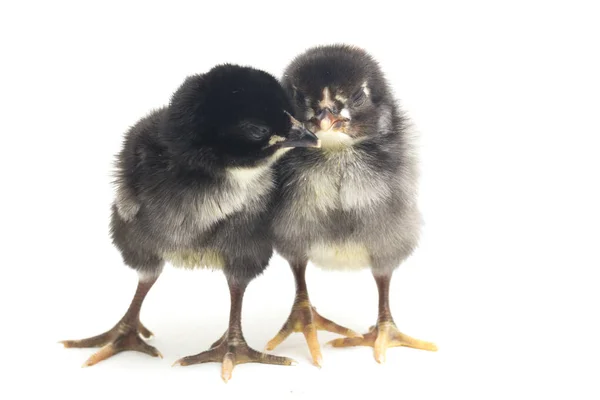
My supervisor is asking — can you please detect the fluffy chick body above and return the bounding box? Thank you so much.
[273,46,421,274]
[110,63,314,281]
[111,107,274,279]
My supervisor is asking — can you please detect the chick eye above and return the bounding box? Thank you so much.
[239,121,271,141]
[351,89,366,107]
[294,91,306,107]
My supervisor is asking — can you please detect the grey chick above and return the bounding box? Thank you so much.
[266,45,437,365]
[60,64,319,382]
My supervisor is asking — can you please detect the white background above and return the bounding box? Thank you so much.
[2,1,599,398]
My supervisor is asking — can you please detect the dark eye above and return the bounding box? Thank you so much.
[351,89,366,107]
[239,121,270,141]
[294,91,306,107]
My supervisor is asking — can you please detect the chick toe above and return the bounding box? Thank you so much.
[174,331,296,382]
[327,322,437,362]
[77,329,162,367]
[267,303,357,367]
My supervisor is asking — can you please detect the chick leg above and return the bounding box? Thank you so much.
[266,261,360,367]
[173,277,296,383]
[60,274,162,366]
[329,271,437,362]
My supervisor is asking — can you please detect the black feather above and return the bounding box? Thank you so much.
[110,64,296,283]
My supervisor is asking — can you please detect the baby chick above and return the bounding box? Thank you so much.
[266,45,437,365]
[60,64,319,381]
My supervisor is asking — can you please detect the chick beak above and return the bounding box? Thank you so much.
[280,112,321,148]
[317,109,344,131]
[281,124,321,148]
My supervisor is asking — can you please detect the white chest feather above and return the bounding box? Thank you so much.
[308,241,371,270]
[163,249,224,270]
[316,130,354,149]
[293,149,391,215]
[193,165,272,230]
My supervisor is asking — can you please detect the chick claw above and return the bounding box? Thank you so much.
[328,322,437,363]
[60,322,162,367]
[173,333,296,383]
[266,304,361,367]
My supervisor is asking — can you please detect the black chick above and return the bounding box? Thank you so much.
[60,64,319,381]
[266,45,437,365]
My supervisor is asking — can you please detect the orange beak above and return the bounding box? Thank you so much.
[319,109,337,131]
[317,109,346,131]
